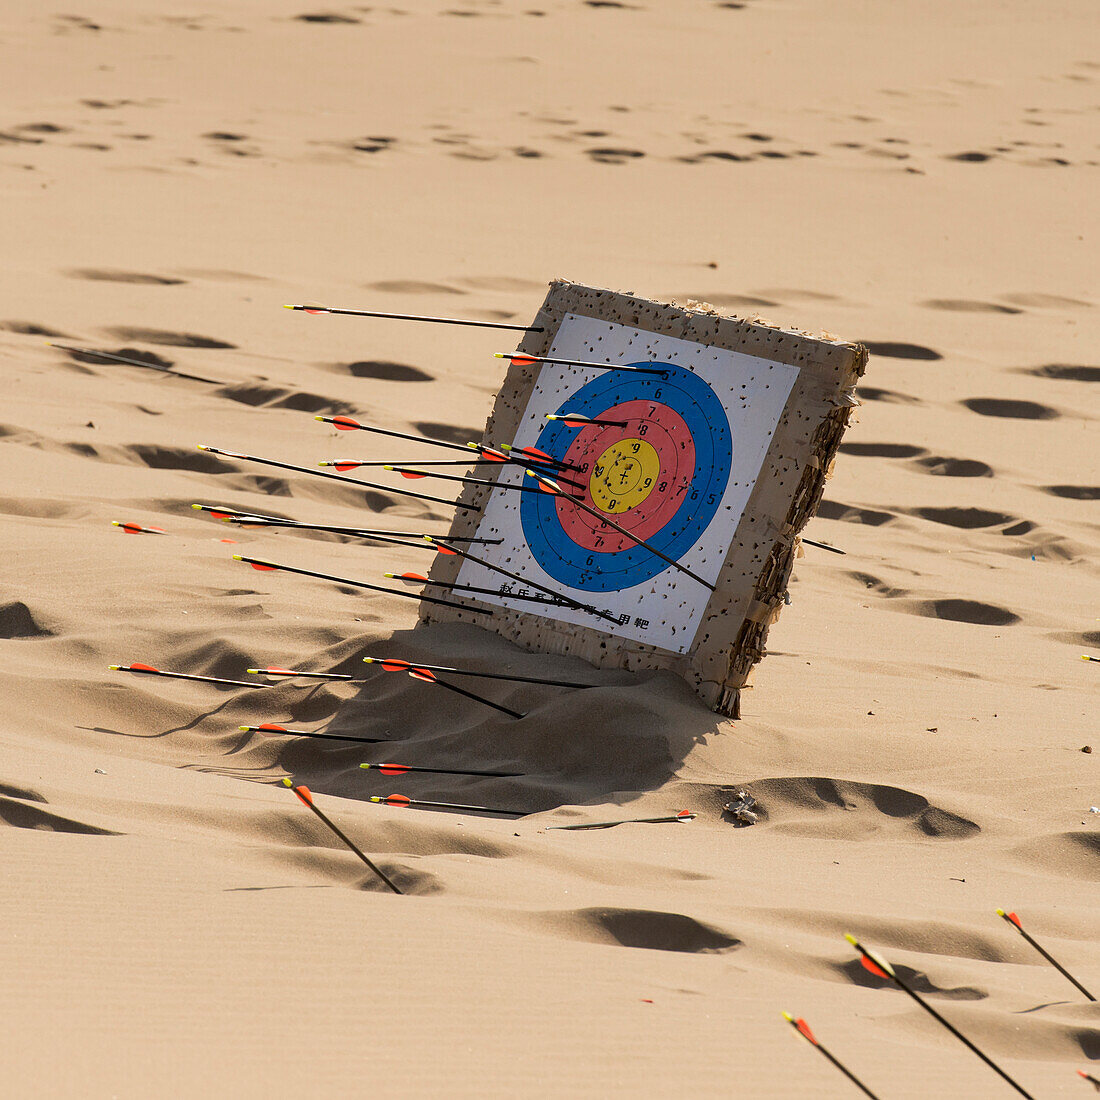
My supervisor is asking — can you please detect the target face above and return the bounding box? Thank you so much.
[456,314,800,653]
[521,367,732,592]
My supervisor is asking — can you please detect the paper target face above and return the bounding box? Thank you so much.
[521,367,731,592]
[456,314,800,653]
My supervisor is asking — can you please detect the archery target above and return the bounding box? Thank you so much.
[455,314,800,653]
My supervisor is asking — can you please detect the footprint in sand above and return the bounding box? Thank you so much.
[585,148,645,164]
[105,326,236,349]
[341,361,433,382]
[1043,484,1100,500]
[0,600,54,639]
[840,442,927,459]
[523,907,739,953]
[861,340,942,361]
[856,386,922,404]
[0,320,69,336]
[1026,363,1100,383]
[961,397,1060,420]
[0,795,120,835]
[413,421,479,445]
[912,598,1021,627]
[839,955,986,998]
[922,298,1022,314]
[816,500,895,526]
[365,280,466,295]
[293,12,361,23]
[66,268,185,285]
[215,381,357,416]
[911,506,1016,529]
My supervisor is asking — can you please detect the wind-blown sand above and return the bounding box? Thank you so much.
[0,0,1096,1095]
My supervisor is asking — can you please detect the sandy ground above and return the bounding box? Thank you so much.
[0,0,1097,1095]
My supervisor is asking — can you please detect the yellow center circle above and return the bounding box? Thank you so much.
[588,438,661,514]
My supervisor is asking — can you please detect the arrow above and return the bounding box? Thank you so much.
[845,934,1036,1099]
[281,778,402,894]
[997,909,1095,1000]
[363,655,593,689]
[500,443,576,474]
[191,503,282,522]
[285,303,542,333]
[112,521,167,535]
[248,667,358,682]
[109,662,260,688]
[545,413,627,428]
[525,470,716,592]
[1080,1069,1100,1091]
[781,1013,881,1099]
[320,458,503,471]
[495,352,669,377]
[385,464,551,497]
[401,665,526,720]
[359,762,521,778]
[242,723,388,744]
[422,535,619,626]
[368,792,530,817]
[219,514,500,547]
[231,554,493,614]
[384,571,573,609]
[802,537,845,555]
[196,444,474,511]
[546,810,695,830]
[315,415,479,454]
[1082,655,1099,663]
[468,443,585,486]
[47,342,223,384]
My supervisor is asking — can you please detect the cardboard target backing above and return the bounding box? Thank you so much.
[418,281,867,717]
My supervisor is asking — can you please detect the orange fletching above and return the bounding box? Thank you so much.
[794,1018,818,1045]
[509,355,538,366]
[860,954,890,981]
[400,572,428,582]
[379,659,411,672]
[130,662,159,673]
[332,416,360,430]
[258,723,288,732]
[250,561,277,571]
[1006,911,1022,929]
[399,470,426,479]
[294,785,314,805]
[333,462,359,472]
[385,794,411,807]
[409,667,437,683]
[377,764,409,776]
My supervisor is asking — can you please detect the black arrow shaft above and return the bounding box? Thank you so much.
[50,342,222,384]
[814,1043,881,1100]
[502,353,668,377]
[277,730,389,744]
[418,576,573,608]
[368,765,521,778]
[1017,927,1096,1000]
[118,667,258,688]
[542,477,715,591]
[289,304,541,332]
[428,537,618,626]
[239,557,490,614]
[370,658,590,690]
[411,673,525,720]
[400,798,527,816]
[892,977,1035,1098]
[203,446,473,511]
[303,800,402,894]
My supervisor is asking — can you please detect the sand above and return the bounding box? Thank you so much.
[0,0,1097,1095]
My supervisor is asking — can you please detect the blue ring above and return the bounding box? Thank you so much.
[520,365,732,592]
